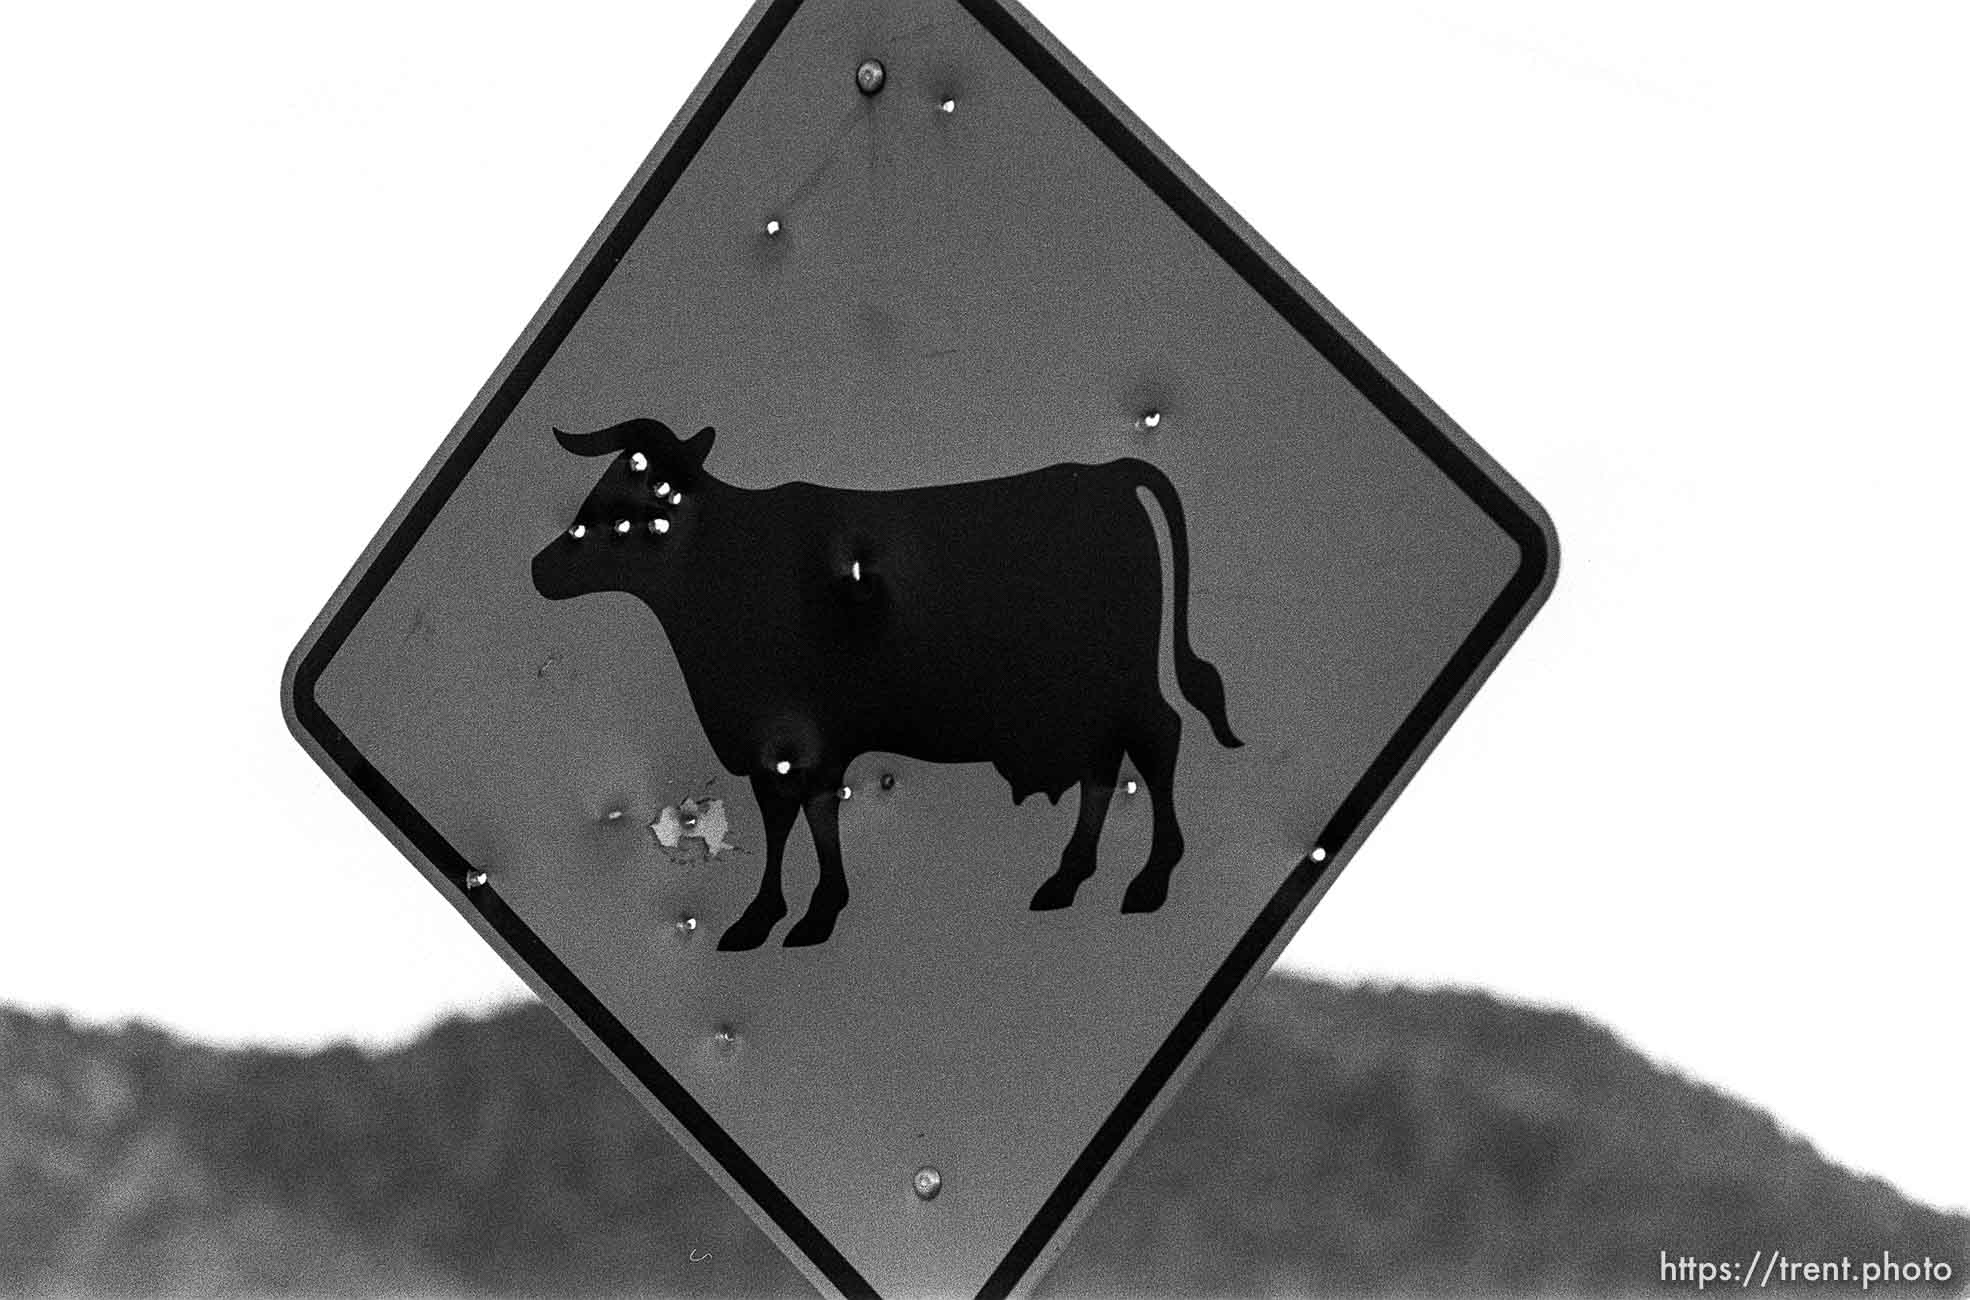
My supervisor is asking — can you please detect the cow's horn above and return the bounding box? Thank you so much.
[685,425,717,465]
[553,419,672,458]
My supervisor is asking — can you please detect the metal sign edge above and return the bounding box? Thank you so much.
[279,2,868,1297]
[951,4,1561,1287]
[277,0,1562,1297]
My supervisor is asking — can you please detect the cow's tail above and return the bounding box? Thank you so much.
[1125,459,1243,749]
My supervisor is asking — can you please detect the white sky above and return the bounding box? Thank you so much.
[2,1,1964,1215]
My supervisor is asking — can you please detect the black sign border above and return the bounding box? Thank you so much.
[283,0,1558,1295]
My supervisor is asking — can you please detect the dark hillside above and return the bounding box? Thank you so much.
[3,974,1962,1297]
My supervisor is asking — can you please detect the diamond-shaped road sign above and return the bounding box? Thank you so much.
[282,0,1557,1295]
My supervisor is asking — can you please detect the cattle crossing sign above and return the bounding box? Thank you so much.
[283,0,1557,1296]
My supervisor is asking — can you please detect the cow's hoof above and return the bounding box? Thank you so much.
[1120,874,1170,914]
[717,925,769,951]
[783,910,840,947]
[1029,876,1083,911]
[717,908,783,951]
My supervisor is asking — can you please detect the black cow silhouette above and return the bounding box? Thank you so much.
[531,418,1241,950]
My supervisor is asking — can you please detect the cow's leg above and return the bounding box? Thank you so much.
[718,775,798,951]
[1121,704,1184,914]
[1030,743,1124,911]
[784,783,848,947]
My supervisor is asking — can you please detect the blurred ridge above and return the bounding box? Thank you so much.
[2,972,1963,1297]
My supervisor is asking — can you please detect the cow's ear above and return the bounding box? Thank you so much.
[685,426,717,466]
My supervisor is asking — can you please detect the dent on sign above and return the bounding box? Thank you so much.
[281,1,1555,1296]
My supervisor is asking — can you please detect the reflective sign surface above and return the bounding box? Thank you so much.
[284,0,1557,1295]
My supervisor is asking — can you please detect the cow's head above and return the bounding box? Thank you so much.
[531,418,716,602]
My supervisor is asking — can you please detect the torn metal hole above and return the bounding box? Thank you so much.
[652,798,730,857]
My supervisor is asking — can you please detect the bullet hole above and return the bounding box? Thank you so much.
[651,799,730,857]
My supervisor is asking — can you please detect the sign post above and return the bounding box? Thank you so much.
[284,1,1557,1295]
